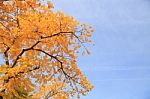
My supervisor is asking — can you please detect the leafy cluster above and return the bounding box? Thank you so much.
[0,0,94,98]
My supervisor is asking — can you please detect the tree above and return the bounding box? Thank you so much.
[0,0,94,98]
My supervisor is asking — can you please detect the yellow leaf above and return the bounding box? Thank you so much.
[86,32,91,37]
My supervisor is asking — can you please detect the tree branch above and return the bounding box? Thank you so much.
[32,48,62,64]
[11,41,40,68]
[32,48,74,81]
[4,47,10,65]
[40,32,73,39]
[11,31,73,68]
[4,66,40,84]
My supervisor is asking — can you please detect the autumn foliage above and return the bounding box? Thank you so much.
[0,0,93,98]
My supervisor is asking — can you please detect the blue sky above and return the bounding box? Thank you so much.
[53,0,150,99]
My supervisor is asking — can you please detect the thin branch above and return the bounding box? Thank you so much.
[4,47,10,65]
[4,66,40,84]
[40,32,73,39]
[11,41,40,68]
[32,48,62,64]
[0,21,11,31]
[11,31,74,68]
[31,49,72,80]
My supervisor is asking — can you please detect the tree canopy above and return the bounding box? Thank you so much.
[0,0,94,98]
